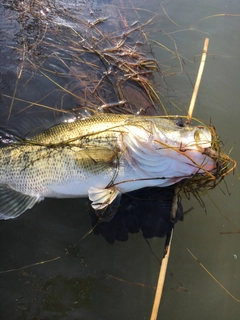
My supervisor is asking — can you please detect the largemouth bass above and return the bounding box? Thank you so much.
[0,113,216,219]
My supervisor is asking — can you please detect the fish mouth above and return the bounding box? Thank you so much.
[192,127,221,172]
[177,124,236,192]
[193,128,217,170]
[193,127,213,151]
[193,127,221,161]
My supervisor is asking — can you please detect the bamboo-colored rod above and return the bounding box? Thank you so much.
[150,231,173,320]
[150,193,178,320]
[186,38,209,124]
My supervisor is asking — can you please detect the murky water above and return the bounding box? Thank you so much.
[0,0,240,319]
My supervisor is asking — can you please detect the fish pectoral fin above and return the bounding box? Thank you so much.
[0,184,40,220]
[93,192,122,222]
[88,186,121,210]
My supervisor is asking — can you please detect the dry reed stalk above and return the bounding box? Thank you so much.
[150,193,177,320]
[186,38,209,124]
[150,232,173,320]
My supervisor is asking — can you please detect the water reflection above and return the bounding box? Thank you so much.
[91,187,183,244]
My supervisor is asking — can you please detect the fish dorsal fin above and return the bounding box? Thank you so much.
[88,186,121,211]
[0,185,40,219]
[75,148,118,171]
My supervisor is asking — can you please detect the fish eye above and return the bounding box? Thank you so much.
[175,119,185,127]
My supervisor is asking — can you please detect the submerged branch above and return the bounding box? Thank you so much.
[0,256,61,274]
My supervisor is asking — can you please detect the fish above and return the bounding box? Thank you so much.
[0,113,216,219]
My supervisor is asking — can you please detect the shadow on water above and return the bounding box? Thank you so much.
[0,0,240,319]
